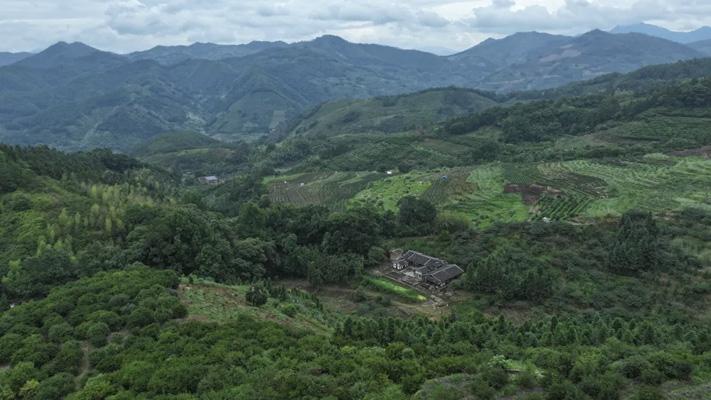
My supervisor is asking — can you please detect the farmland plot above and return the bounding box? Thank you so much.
[267,171,385,208]
[440,164,529,227]
[352,171,435,210]
[559,157,711,217]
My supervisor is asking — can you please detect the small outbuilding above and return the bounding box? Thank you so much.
[198,175,220,185]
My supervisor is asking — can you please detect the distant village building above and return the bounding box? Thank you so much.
[394,250,464,288]
[198,175,220,185]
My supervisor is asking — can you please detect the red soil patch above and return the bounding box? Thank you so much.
[504,183,562,205]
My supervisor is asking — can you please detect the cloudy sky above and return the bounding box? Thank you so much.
[2,0,711,54]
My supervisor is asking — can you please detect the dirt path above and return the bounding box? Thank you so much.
[75,341,91,389]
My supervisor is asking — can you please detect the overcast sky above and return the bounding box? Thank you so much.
[2,0,711,54]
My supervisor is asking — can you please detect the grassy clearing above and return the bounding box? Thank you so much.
[364,276,427,302]
[442,164,529,227]
[178,278,335,334]
[352,171,435,210]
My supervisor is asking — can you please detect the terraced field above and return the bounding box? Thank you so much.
[420,168,475,205]
[351,170,437,210]
[266,155,711,226]
[560,157,711,217]
[443,164,530,227]
[267,171,385,209]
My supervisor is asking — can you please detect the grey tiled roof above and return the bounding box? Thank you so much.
[427,264,464,283]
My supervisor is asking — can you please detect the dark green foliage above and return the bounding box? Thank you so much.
[4,249,77,299]
[631,386,665,400]
[35,372,75,400]
[127,206,271,281]
[443,77,711,146]
[397,196,437,235]
[321,207,384,256]
[246,285,268,307]
[466,245,556,301]
[290,87,498,137]
[609,210,660,274]
[0,267,183,399]
[0,144,141,182]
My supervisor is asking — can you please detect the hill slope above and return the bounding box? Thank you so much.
[0,52,32,67]
[0,32,703,150]
[290,88,499,137]
[476,30,703,91]
[689,39,711,56]
[127,41,289,65]
[512,58,711,100]
[611,22,711,43]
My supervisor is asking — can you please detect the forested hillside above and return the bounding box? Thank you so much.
[1,144,710,399]
[290,88,499,137]
[0,31,705,151]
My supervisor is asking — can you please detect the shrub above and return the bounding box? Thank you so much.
[35,373,75,400]
[280,303,298,317]
[246,286,268,307]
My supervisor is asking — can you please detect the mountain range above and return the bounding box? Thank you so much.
[611,23,711,44]
[128,41,290,65]
[0,29,706,151]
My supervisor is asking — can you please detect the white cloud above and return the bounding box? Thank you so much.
[0,0,710,53]
[469,0,711,34]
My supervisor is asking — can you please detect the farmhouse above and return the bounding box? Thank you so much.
[394,250,464,288]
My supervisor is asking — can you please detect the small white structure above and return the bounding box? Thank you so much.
[198,176,220,185]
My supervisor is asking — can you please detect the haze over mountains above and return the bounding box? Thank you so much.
[611,22,711,44]
[0,28,707,151]
[0,52,32,67]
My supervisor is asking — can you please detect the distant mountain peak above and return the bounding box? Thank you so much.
[17,41,123,70]
[581,29,610,37]
[610,23,711,44]
[46,41,97,53]
[509,31,555,38]
[35,41,103,61]
[311,35,350,45]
